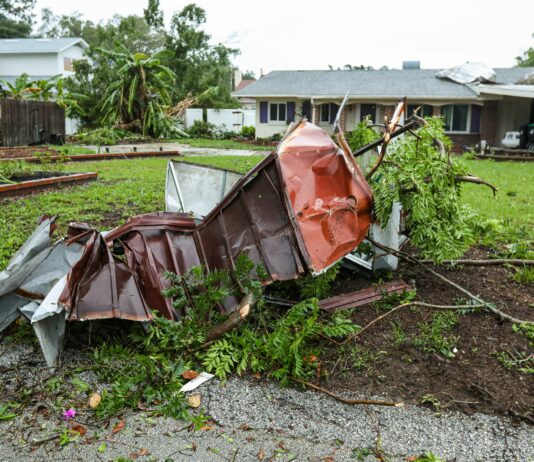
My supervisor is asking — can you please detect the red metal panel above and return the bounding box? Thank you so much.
[277,122,373,272]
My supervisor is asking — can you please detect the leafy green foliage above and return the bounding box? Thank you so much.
[0,403,17,421]
[413,311,459,358]
[497,323,534,374]
[203,298,359,383]
[296,263,340,299]
[186,120,218,138]
[516,32,534,67]
[371,117,476,261]
[240,125,255,139]
[165,4,239,109]
[0,74,84,116]
[0,0,34,38]
[347,117,380,152]
[99,45,183,138]
[93,342,191,419]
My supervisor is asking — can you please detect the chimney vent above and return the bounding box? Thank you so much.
[402,61,420,70]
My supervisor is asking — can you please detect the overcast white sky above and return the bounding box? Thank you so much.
[35,0,534,75]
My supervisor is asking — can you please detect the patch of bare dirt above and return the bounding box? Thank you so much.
[320,246,534,423]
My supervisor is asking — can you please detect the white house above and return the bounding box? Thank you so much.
[0,37,89,134]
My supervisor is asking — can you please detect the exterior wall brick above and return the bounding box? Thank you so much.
[480,101,498,146]
[447,134,479,152]
[312,104,320,125]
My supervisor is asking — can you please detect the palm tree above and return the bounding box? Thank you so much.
[0,73,33,99]
[100,44,178,137]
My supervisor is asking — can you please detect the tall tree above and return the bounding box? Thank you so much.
[165,4,239,108]
[100,44,177,137]
[144,0,164,29]
[516,32,534,67]
[0,0,35,37]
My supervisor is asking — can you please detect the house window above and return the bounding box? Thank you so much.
[269,103,286,122]
[64,57,73,71]
[442,104,469,132]
[320,104,330,123]
[360,104,376,122]
[320,103,339,123]
[407,104,433,118]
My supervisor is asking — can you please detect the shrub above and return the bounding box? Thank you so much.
[240,125,255,139]
[187,120,217,138]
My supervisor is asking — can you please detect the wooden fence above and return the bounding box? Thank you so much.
[0,99,65,147]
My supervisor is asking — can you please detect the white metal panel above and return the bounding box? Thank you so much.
[165,160,242,218]
[185,108,203,128]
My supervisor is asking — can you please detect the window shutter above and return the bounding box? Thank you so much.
[259,101,268,123]
[287,102,295,122]
[470,105,481,133]
[329,103,339,123]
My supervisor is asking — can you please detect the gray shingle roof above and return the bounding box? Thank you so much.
[234,68,534,99]
[0,38,88,54]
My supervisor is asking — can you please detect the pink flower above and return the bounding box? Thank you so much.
[63,408,77,420]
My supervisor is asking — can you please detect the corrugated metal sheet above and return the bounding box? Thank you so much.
[60,120,374,322]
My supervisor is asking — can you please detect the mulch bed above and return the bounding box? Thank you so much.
[318,246,533,423]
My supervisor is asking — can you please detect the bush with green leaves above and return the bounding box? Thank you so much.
[240,125,255,139]
[347,117,380,152]
[186,120,216,138]
[361,116,478,261]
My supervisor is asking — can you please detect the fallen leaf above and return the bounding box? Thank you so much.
[257,448,265,460]
[304,354,318,363]
[187,394,201,408]
[71,424,87,436]
[112,420,125,434]
[130,448,150,459]
[182,370,199,380]
[323,458,334,462]
[252,372,261,379]
[200,425,214,431]
[98,442,107,453]
[240,423,252,431]
[88,392,101,409]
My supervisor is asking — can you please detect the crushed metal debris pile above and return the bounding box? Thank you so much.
[0,117,381,366]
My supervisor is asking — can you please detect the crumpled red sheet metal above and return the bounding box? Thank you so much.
[60,121,373,322]
[277,122,373,272]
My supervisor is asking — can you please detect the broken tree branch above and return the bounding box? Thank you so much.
[366,100,406,179]
[367,238,534,325]
[290,377,403,407]
[204,293,254,344]
[419,258,534,266]
[341,301,486,345]
[456,175,498,196]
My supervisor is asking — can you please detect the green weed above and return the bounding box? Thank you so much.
[413,311,459,358]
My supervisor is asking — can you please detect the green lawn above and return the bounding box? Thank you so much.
[0,156,531,270]
[0,156,264,270]
[184,138,273,151]
[461,159,533,228]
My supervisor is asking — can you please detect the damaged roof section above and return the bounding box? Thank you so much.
[62,121,373,321]
[1,119,374,366]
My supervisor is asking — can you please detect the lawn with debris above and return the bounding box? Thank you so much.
[0,155,533,461]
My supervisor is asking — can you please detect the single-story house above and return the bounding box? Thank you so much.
[233,64,534,150]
